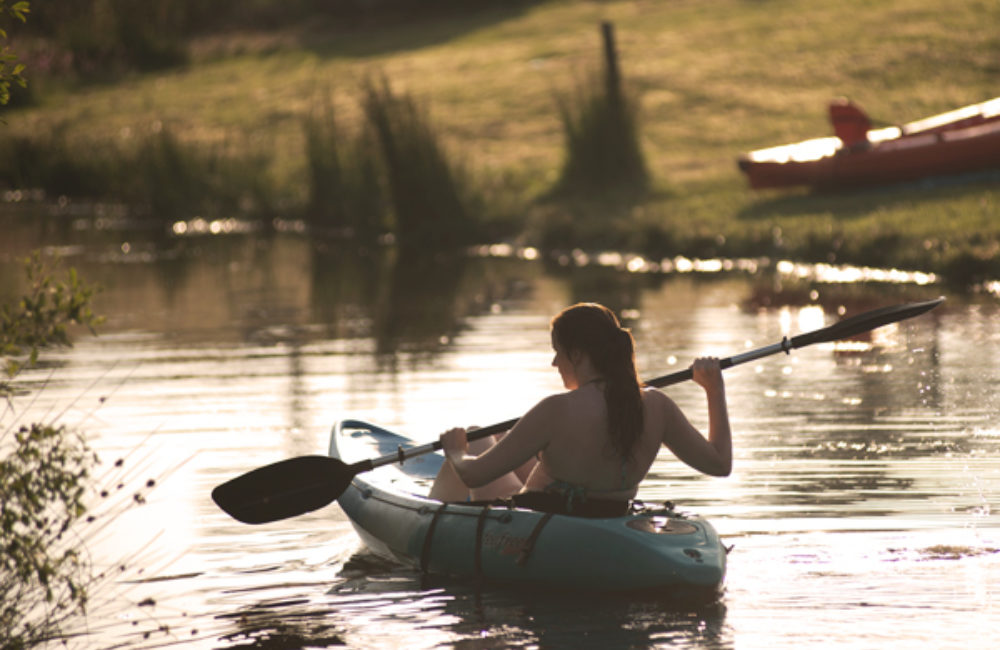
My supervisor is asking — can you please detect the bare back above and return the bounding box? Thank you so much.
[440,376,730,498]
[522,385,678,499]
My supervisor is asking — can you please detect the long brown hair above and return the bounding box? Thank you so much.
[551,303,644,459]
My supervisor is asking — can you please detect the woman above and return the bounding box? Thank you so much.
[428,302,732,516]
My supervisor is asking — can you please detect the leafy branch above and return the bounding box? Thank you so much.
[0,1,29,106]
[1,250,106,649]
[1,251,103,395]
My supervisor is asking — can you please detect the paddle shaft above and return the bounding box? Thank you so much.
[212,296,944,524]
[366,337,805,470]
[363,296,945,471]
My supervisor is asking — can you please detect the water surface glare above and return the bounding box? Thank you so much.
[3,245,998,649]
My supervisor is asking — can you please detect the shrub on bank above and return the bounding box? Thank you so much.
[1,253,99,648]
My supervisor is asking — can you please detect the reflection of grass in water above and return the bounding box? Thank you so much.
[218,602,346,649]
[920,545,1000,560]
[888,545,1000,561]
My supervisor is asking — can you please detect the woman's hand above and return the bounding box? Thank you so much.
[691,356,724,394]
[440,427,469,458]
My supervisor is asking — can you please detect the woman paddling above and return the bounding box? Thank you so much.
[429,302,732,517]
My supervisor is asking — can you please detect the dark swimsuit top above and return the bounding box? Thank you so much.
[538,456,637,515]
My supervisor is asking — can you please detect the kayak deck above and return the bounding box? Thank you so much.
[329,419,727,598]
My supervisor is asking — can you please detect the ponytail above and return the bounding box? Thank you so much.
[551,303,644,460]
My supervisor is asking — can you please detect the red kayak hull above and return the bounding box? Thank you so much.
[739,98,1000,190]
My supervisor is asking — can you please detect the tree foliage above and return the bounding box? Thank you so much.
[1,252,102,649]
[1,251,102,394]
[1,423,94,649]
[0,0,29,105]
[17,1,514,77]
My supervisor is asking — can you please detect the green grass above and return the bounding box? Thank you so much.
[3,0,1000,281]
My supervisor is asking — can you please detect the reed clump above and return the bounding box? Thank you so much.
[552,23,648,201]
[361,75,479,250]
[0,128,116,199]
[0,126,273,228]
[300,77,492,250]
[0,87,485,249]
[302,99,386,243]
[124,128,273,223]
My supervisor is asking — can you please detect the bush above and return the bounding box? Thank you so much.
[0,0,29,106]
[1,423,94,649]
[1,252,102,389]
[26,0,187,76]
[1,252,103,648]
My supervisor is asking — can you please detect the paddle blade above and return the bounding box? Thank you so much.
[791,296,944,348]
[211,455,356,524]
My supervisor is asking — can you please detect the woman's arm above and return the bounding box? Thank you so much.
[654,357,732,477]
[441,395,560,488]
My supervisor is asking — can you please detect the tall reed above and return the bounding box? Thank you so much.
[361,75,478,251]
[302,98,386,242]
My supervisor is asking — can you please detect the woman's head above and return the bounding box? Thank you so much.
[551,303,644,458]
[551,303,634,378]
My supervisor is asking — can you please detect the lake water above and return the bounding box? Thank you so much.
[2,219,998,649]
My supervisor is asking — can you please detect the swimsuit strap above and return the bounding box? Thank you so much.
[543,479,588,514]
[544,465,639,515]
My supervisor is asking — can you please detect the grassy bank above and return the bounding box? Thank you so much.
[2,0,999,283]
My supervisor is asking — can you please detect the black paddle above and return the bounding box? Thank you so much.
[212,296,944,524]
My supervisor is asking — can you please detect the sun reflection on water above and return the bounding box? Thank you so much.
[474,244,942,290]
[4,240,998,649]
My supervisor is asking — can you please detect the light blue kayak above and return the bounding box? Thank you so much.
[330,419,727,597]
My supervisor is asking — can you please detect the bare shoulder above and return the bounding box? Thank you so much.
[641,387,686,429]
[530,390,580,423]
[513,391,573,433]
[641,386,676,412]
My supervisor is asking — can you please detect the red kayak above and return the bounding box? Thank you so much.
[738,97,1000,190]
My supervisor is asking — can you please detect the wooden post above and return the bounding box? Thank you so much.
[601,21,622,101]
